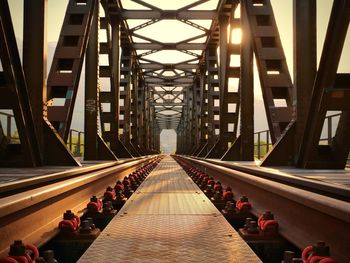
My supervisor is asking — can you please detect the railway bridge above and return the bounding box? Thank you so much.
[0,0,349,262]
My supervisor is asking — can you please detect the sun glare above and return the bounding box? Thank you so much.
[231,28,242,44]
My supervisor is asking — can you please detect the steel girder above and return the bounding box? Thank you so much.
[115,10,217,20]
[0,0,41,166]
[297,0,350,169]
[47,0,96,142]
[191,75,202,154]
[260,0,350,169]
[119,48,135,156]
[3,0,348,169]
[112,0,227,140]
[130,60,142,156]
[207,10,241,159]
[238,3,255,161]
[107,0,240,154]
[193,66,209,156]
[203,46,220,155]
[137,78,146,152]
[84,2,117,161]
[98,14,131,158]
[0,0,79,167]
[222,3,254,161]
[243,0,294,145]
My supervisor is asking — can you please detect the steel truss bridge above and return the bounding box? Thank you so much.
[0,1,350,262]
[0,0,349,167]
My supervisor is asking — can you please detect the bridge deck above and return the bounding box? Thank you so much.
[78,156,261,263]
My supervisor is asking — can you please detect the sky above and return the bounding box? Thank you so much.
[5,0,350,153]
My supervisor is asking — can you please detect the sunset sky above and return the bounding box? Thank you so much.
[7,0,350,153]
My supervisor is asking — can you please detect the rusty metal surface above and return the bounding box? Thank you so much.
[0,157,154,257]
[78,156,261,262]
[180,156,350,262]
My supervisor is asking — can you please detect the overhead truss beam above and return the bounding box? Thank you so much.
[117,10,217,20]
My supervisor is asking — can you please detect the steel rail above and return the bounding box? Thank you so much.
[0,156,155,197]
[177,156,350,263]
[0,156,156,257]
[196,157,350,202]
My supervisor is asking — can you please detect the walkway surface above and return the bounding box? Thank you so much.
[78,156,261,263]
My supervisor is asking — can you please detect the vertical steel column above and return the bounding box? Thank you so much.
[157,127,161,152]
[0,121,7,149]
[181,90,187,154]
[217,15,231,154]
[99,15,132,158]
[148,100,154,152]
[143,88,148,151]
[121,48,132,150]
[99,16,117,151]
[208,4,241,160]
[143,86,151,152]
[240,0,296,166]
[195,67,209,156]
[0,0,42,166]
[177,119,184,154]
[205,46,220,154]
[24,0,79,166]
[112,20,132,158]
[154,126,160,152]
[84,2,99,160]
[130,62,142,156]
[148,94,155,152]
[47,0,95,141]
[176,121,182,154]
[293,0,316,158]
[191,76,202,154]
[137,80,146,153]
[298,0,350,168]
[188,86,194,153]
[84,2,98,160]
[6,117,11,138]
[111,17,121,151]
[240,2,254,161]
[207,14,241,159]
[183,87,193,154]
[84,3,116,160]
[189,84,198,153]
[23,0,47,164]
[243,0,294,144]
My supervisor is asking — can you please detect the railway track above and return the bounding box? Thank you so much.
[176,156,350,263]
[199,158,350,202]
[1,155,349,262]
[0,156,157,257]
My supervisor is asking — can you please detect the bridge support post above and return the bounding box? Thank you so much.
[239,3,254,161]
[261,0,316,166]
[84,3,116,161]
[208,4,241,160]
[23,0,79,166]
